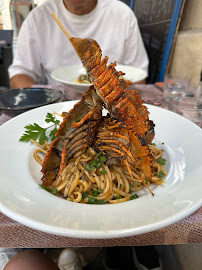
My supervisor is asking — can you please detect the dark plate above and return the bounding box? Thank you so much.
[0,88,61,117]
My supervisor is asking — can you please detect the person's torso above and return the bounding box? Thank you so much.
[29,0,134,85]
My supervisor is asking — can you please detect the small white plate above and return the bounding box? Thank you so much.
[51,64,147,92]
[0,101,202,238]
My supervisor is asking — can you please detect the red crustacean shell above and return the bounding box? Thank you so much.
[69,37,154,143]
[41,137,60,186]
[41,86,103,186]
[95,116,152,179]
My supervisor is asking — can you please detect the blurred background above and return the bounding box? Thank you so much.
[0,0,202,88]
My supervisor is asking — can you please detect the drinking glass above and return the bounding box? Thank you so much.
[163,74,190,101]
[168,97,202,128]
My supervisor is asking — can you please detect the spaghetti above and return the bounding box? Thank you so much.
[33,141,167,204]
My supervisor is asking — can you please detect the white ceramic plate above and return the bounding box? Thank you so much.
[0,101,202,239]
[51,64,147,92]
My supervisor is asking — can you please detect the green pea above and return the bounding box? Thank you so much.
[129,183,133,192]
[82,191,89,200]
[51,189,58,195]
[97,199,105,204]
[158,171,165,178]
[101,169,106,175]
[85,163,94,172]
[130,194,139,200]
[90,160,98,166]
[157,158,166,165]
[99,155,106,162]
[91,190,98,197]
[88,197,97,204]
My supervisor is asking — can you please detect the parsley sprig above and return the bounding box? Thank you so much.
[19,113,60,145]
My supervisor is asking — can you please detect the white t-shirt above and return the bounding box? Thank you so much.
[8,0,149,98]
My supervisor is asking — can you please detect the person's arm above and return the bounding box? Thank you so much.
[8,11,43,89]
[10,74,35,89]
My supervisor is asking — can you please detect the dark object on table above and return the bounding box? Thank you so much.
[0,88,61,117]
[185,91,194,97]
[0,46,13,88]
[0,30,13,88]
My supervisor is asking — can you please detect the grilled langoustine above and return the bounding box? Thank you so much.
[95,116,153,186]
[41,86,103,187]
[67,36,154,179]
[69,37,155,145]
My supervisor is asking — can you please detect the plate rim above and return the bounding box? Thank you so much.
[0,199,201,238]
[51,64,92,87]
[0,101,202,238]
[51,64,147,87]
